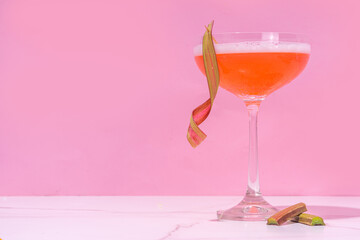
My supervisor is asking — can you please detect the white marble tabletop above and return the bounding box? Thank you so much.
[0,196,359,239]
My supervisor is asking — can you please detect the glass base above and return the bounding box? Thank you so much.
[217,195,278,221]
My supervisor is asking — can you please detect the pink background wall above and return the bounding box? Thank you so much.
[0,0,358,195]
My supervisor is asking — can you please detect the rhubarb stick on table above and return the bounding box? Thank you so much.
[267,202,307,225]
[292,213,325,226]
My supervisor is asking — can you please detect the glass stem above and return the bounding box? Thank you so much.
[246,102,261,197]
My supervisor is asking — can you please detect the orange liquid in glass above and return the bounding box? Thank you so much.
[195,52,310,98]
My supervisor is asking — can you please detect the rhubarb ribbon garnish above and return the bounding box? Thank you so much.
[187,21,220,148]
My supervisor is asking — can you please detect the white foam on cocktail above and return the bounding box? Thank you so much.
[193,41,311,56]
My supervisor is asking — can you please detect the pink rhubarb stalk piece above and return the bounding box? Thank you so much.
[187,21,220,148]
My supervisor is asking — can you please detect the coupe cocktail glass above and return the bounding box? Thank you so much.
[194,32,310,221]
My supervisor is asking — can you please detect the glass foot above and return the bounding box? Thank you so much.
[217,195,278,221]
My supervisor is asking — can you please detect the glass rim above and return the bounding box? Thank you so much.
[211,31,307,35]
[194,31,311,55]
[203,32,310,43]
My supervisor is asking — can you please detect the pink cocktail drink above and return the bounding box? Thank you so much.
[194,42,310,100]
